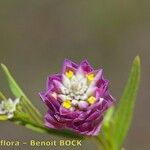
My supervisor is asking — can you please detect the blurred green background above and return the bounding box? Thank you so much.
[0,0,149,150]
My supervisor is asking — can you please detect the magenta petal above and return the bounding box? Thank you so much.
[47,74,62,90]
[91,69,103,86]
[52,79,65,93]
[59,106,80,118]
[80,59,94,73]
[78,122,93,132]
[39,92,46,102]
[86,116,103,136]
[85,110,100,121]
[62,59,78,74]
[45,111,65,128]
[39,91,60,112]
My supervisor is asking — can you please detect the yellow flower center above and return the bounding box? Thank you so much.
[87,96,96,104]
[87,74,95,82]
[65,70,74,79]
[63,100,72,109]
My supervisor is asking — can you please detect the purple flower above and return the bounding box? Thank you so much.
[39,59,115,136]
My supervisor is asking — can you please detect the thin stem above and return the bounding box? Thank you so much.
[95,137,106,150]
[12,117,83,139]
[0,91,7,100]
[95,136,110,150]
[21,98,43,125]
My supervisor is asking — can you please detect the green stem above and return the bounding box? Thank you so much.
[14,101,83,139]
[95,136,111,150]
[12,117,83,139]
[21,98,43,125]
[0,91,7,100]
[95,137,106,150]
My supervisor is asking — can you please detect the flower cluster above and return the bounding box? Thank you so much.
[0,98,20,119]
[40,59,115,136]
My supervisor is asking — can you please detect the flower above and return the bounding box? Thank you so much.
[0,98,20,119]
[40,59,115,136]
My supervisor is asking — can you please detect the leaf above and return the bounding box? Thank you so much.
[1,64,42,124]
[0,91,7,100]
[97,107,115,150]
[1,64,29,100]
[103,106,115,129]
[12,119,47,133]
[0,115,8,121]
[113,56,141,149]
[25,124,47,133]
[101,107,115,148]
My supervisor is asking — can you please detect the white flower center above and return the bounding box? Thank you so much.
[56,70,98,110]
[63,75,88,101]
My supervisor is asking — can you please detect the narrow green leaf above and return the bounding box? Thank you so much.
[1,64,29,100]
[103,107,114,129]
[25,124,47,133]
[0,115,8,121]
[0,91,7,100]
[1,64,43,124]
[113,56,141,149]
[101,107,115,149]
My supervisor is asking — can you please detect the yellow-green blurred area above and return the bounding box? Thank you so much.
[0,1,149,150]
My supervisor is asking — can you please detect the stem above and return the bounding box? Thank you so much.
[15,101,83,139]
[21,98,43,125]
[95,136,110,150]
[95,137,106,150]
[12,117,83,139]
[0,91,7,100]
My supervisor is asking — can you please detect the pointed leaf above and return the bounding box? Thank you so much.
[0,91,7,100]
[1,64,42,124]
[113,56,141,149]
[1,64,29,100]
[103,106,115,129]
